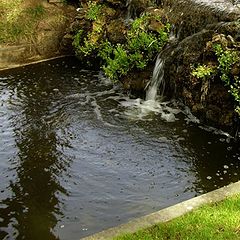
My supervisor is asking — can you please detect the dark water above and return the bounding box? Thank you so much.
[0,57,239,240]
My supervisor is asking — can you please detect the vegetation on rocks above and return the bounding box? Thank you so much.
[98,14,170,81]
[73,2,170,81]
[72,2,116,60]
[191,34,240,116]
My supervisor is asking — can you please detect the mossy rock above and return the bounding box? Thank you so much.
[163,21,240,130]
[106,19,128,43]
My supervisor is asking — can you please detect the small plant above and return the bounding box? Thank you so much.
[213,43,240,114]
[73,21,104,58]
[191,64,216,79]
[213,44,239,85]
[102,44,130,80]
[86,2,102,21]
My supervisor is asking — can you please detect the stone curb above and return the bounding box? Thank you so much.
[0,55,72,72]
[82,181,240,240]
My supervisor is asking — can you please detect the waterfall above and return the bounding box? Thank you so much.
[145,54,165,101]
[146,28,178,101]
[125,0,135,23]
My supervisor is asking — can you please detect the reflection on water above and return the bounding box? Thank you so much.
[0,57,239,240]
[0,63,72,240]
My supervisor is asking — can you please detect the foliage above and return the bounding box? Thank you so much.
[86,2,102,21]
[99,42,133,80]
[73,21,104,57]
[213,44,239,85]
[191,41,240,115]
[73,2,105,58]
[191,64,216,79]
[213,43,240,115]
[100,13,170,81]
[73,11,170,81]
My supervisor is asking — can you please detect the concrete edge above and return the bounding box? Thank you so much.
[82,181,240,240]
[0,55,73,72]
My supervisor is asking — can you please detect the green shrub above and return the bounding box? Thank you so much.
[98,13,170,81]
[73,10,170,81]
[213,43,240,114]
[213,44,239,84]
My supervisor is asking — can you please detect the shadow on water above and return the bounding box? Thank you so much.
[0,60,78,240]
[0,57,239,240]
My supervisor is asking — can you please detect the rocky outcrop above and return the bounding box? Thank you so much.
[156,1,240,131]
[121,0,240,132]
[161,0,240,40]
[162,22,240,130]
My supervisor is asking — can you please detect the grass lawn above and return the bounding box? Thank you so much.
[115,194,240,240]
[0,0,67,45]
[0,0,46,44]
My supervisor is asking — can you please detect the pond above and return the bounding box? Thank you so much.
[0,57,239,240]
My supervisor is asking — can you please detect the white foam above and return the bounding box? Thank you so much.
[199,125,233,138]
[146,56,165,101]
[98,71,113,86]
[119,97,181,122]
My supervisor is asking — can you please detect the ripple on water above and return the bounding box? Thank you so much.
[0,57,239,240]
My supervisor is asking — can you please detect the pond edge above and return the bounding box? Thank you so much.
[82,180,240,240]
[0,55,73,72]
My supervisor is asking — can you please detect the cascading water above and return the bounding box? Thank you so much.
[145,53,165,101]
[122,41,180,123]
[146,28,177,101]
[125,0,135,23]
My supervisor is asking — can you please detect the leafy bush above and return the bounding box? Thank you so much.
[73,11,170,81]
[99,13,170,81]
[213,43,240,115]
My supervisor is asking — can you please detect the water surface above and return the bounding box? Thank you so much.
[0,57,239,240]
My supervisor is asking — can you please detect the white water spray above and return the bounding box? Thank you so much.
[145,53,165,101]
[146,28,177,101]
[125,0,135,23]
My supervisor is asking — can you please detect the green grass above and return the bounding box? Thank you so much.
[115,194,240,240]
[0,0,45,44]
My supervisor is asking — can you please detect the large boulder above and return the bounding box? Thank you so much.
[163,22,240,130]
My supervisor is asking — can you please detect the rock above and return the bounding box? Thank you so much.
[161,22,240,130]
[106,19,127,43]
[122,65,153,96]
[161,0,240,40]
[148,18,165,32]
